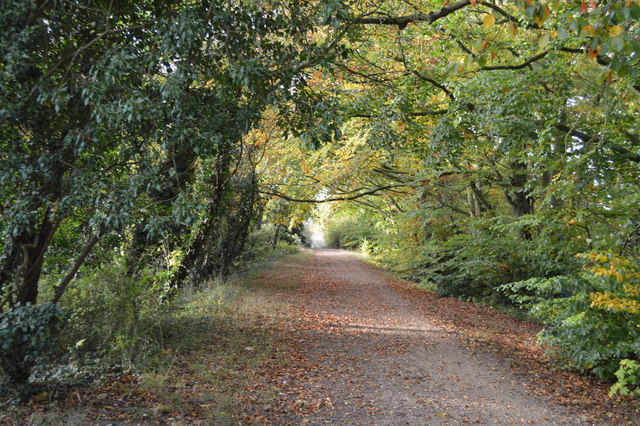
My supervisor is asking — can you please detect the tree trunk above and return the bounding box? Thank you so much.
[170,143,234,288]
[467,180,492,217]
[16,211,58,306]
[504,161,534,217]
[273,224,281,248]
[221,172,257,274]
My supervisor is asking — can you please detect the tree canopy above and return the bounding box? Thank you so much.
[1,0,640,395]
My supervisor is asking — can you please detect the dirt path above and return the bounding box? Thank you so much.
[278,249,586,424]
[8,250,636,425]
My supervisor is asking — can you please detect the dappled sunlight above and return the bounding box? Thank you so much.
[285,317,451,337]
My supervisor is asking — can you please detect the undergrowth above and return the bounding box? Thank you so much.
[1,244,306,423]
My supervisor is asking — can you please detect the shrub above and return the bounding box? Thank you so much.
[611,359,640,398]
[323,215,378,250]
[239,225,300,265]
[501,253,640,381]
[396,215,572,301]
[60,261,167,367]
[0,303,66,387]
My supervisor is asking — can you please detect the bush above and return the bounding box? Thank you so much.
[391,215,573,301]
[323,215,378,251]
[239,225,300,265]
[60,261,168,367]
[61,243,299,370]
[501,253,640,381]
[0,303,66,388]
[611,359,640,397]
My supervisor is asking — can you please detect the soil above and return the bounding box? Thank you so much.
[275,249,595,424]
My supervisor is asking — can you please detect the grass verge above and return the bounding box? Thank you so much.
[1,251,310,425]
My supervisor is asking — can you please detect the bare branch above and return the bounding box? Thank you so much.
[52,235,100,304]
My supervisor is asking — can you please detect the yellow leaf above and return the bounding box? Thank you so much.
[483,14,496,28]
[608,25,623,37]
[534,15,544,28]
[510,23,518,36]
[582,25,595,35]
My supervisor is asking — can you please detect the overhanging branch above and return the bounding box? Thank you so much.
[480,51,549,71]
[260,184,413,203]
[351,0,471,29]
[349,109,448,118]
[556,123,640,163]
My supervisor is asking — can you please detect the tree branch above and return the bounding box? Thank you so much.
[481,2,538,29]
[555,123,640,163]
[412,71,455,100]
[480,51,549,71]
[349,109,448,118]
[28,23,152,98]
[260,184,413,203]
[558,47,640,95]
[52,235,100,303]
[351,0,471,29]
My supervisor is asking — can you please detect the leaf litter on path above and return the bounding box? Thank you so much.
[275,249,640,424]
[7,250,639,424]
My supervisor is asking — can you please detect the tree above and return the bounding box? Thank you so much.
[0,0,345,305]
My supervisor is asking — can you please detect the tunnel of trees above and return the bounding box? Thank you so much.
[1,0,639,398]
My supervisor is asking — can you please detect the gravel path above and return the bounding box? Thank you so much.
[282,249,586,425]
